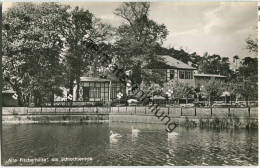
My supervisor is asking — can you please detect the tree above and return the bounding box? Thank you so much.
[114,2,168,85]
[182,83,195,104]
[198,53,232,77]
[224,81,239,104]
[62,7,113,100]
[233,55,239,72]
[237,57,258,105]
[246,37,257,54]
[163,81,194,104]
[2,2,68,106]
[200,80,224,106]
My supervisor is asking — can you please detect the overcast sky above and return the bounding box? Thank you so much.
[3,2,258,61]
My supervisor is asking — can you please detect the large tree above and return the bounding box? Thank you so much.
[237,57,258,105]
[62,7,113,100]
[114,2,168,85]
[2,2,68,106]
[198,53,232,77]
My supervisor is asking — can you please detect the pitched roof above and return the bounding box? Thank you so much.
[194,73,226,78]
[160,55,196,70]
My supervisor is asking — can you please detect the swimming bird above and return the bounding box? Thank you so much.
[110,130,122,138]
[110,130,122,144]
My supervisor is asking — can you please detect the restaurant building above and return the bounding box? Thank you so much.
[72,77,126,103]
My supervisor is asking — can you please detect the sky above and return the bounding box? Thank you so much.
[3,2,258,63]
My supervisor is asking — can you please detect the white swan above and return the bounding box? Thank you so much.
[110,130,122,144]
[110,130,122,138]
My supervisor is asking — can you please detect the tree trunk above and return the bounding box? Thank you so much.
[76,76,80,101]
[186,97,188,104]
[50,91,54,107]
[34,91,42,107]
[16,91,24,107]
[69,77,74,95]
[246,96,249,107]
[13,86,24,106]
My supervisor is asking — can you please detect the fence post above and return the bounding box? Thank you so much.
[168,107,170,115]
[145,106,146,115]
[248,107,251,117]
[41,106,42,114]
[228,107,230,116]
[180,107,182,116]
[210,107,212,116]
[194,107,196,116]
[118,106,119,113]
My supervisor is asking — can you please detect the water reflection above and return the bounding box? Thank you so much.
[2,123,258,166]
[131,126,140,142]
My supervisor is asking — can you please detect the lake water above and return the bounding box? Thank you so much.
[2,122,258,166]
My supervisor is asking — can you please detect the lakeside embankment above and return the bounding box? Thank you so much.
[2,106,258,129]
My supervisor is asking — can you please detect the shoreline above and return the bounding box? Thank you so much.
[2,106,258,129]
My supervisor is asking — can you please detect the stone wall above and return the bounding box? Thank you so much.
[2,107,257,128]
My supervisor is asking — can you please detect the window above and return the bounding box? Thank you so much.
[84,82,89,87]
[167,69,175,81]
[90,88,101,98]
[170,70,175,79]
[190,71,194,79]
[180,70,193,79]
[83,87,90,101]
[179,70,185,79]
[185,71,189,79]
[186,71,193,79]
[101,83,109,101]
[111,82,125,99]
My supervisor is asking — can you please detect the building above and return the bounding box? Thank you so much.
[143,55,197,87]
[194,73,226,89]
[74,77,125,102]
[2,90,18,106]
